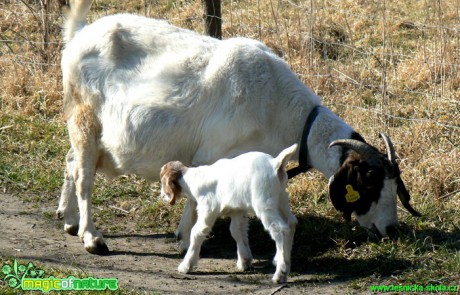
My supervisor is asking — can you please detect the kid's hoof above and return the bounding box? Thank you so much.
[178,262,192,274]
[272,272,287,284]
[237,259,253,271]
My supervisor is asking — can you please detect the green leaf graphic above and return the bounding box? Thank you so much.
[2,260,46,289]
[13,260,18,278]
[2,260,22,289]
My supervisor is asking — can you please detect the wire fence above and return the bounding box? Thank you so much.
[1,0,459,131]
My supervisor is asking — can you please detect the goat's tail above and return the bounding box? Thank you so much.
[273,144,298,182]
[63,0,93,43]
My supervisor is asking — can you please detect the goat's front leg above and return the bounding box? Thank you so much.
[230,212,253,271]
[56,148,80,236]
[175,198,197,253]
[68,107,108,255]
[178,210,217,274]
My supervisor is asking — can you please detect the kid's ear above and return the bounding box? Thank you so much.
[160,163,183,205]
[166,174,179,205]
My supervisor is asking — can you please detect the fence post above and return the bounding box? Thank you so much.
[202,0,222,39]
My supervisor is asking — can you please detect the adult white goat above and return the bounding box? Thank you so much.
[160,145,298,283]
[58,0,421,255]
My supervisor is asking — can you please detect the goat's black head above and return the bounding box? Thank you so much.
[328,133,421,239]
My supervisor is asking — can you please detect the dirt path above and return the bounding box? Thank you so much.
[0,193,359,294]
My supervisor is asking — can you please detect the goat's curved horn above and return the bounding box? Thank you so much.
[329,139,379,163]
[379,133,396,164]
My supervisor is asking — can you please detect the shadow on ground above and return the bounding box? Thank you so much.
[140,213,460,283]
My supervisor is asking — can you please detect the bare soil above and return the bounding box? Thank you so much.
[0,193,361,294]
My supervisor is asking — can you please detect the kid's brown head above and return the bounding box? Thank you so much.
[160,161,188,205]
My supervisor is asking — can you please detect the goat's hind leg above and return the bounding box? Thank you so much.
[273,193,297,268]
[68,105,108,255]
[56,148,80,236]
[230,212,253,271]
[282,196,297,262]
[258,210,293,284]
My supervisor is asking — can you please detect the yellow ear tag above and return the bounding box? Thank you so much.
[345,184,360,203]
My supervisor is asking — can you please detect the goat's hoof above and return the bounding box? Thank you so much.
[85,241,109,255]
[82,234,109,255]
[175,231,182,241]
[272,272,288,284]
[64,224,79,236]
[56,210,64,220]
[177,262,192,274]
[237,259,253,271]
[272,276,287,284]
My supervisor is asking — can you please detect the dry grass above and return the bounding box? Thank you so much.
[1,0,459,291]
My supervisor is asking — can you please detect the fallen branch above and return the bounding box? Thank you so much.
[270,284,288,295]
[0,125,13,131]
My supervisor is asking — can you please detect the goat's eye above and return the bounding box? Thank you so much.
[366,170,376,179]
[366,168,385,182]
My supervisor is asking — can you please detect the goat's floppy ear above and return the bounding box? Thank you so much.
[274,144,298,181]
[397,177,422,217]
[328,161,359,222]
[160,162,184,205]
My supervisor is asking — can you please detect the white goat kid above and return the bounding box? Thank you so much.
[160,145,298,284]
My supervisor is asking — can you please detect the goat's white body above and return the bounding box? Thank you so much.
[161,147,298,283]
[61,14,326,179]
